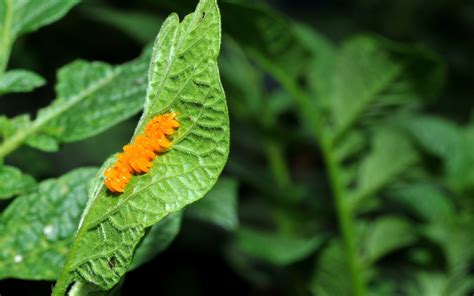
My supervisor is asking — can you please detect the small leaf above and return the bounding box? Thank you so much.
[310,240,352,296]
[352,128,418,206]
[186,177,239,231]
[130,212,182,270]
[362,216,417,264]
[26,133,59,152]
[401,115,474,192]
[0,168,96,280]
[235,227,323,266]
[0,69,45,95]
[404,271,474,296]
[424,215,474,273]
[333,131,366,162]
[330,36,401,137]
[388,183,455,222]
[401,115,461,160]
[53,0,229,293]
[0,165,36,199]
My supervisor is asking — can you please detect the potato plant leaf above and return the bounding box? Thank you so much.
[329,36,401,139]
[0,168,96,280]
[0,0,79,72]
[0,69,45,95]
[0,51,150,157]
[40,57,149,143]
[310,240,352,296]
[361,216,417,264]
[351,128,418,207]
[388,183,455,222]
[0,164,36,199]
[53,0,228,293]
[235,227,323,266]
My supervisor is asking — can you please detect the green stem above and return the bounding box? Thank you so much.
[321,138,366,296]
[52,273,72,296]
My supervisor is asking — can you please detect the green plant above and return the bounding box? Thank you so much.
[1,0,230,294]
[1,0,473,295]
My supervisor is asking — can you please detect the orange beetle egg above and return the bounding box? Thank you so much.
[103,112,179,193]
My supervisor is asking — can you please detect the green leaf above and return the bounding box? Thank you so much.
[404,272,474,296]
[130,212,182,270]
[53,0,229,293]
[0,0,79,72]
[388,183,455,222]
[293,23,336,106]
[235,227,323,266]
[401,115,474,192]
[81,6,163,44]
[0,168,96,280]
[333,131,366,162]
[329,36,401,139]
[0,165,36,199]
[351,128,418,207]
[401,115,461,160]
[0,0,78,37]
[424,215,474,273]
[310,240,352,296]
[378,37,446,101]
[0,69,45,94]
[0,51,151,157]
[362,216,417,264]
[221,1,309,79]
[220,2,318,138]
[40,57,149,142]
[219,38,262,119]
[186,177,238,231]
[26,133,60,152]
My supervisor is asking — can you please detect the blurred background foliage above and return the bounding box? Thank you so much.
[1,0,473,295]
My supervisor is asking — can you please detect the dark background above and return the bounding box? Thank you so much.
[1,0,473,295]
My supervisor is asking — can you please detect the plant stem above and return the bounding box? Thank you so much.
[322,138,366,296]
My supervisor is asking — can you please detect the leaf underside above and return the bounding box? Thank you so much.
[53,0,228,293]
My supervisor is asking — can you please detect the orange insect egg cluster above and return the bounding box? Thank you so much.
[104,112,179,193]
